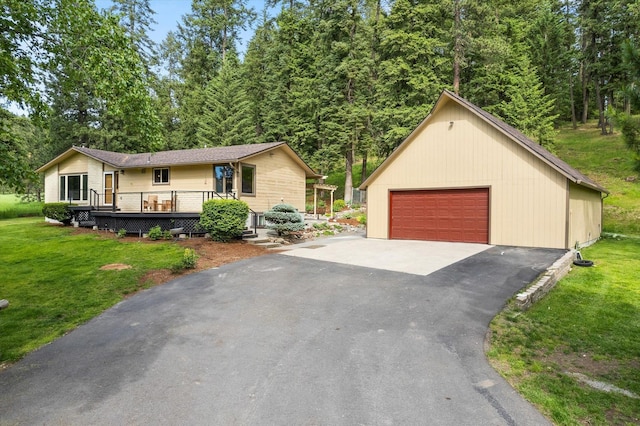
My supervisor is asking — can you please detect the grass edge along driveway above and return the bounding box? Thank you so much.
[0,218,187,365]
[487,236,640,425]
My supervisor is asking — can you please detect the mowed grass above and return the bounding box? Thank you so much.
[0,217,186,364]
[488,124,640,425]
[488,238,640,424]
[0,193,43,219]
[556,123,640,235]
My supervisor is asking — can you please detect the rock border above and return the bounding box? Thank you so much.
[515,250,575,310]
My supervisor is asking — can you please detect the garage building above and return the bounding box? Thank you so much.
[360,90,607,249]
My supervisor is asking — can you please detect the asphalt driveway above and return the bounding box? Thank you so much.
[0,240,564,425]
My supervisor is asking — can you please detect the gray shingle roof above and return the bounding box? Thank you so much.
[74,142,288,168]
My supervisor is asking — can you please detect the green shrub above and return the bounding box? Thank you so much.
[305,203,314,213]
[357,214,367,225]
[318,199,326,208]
[117,229,127,238]
[265,203,305,236]
[312,222,330,230]
[199,199,249,242]
[172,248,199,273]
[182,248,198,268]
[343,212,353,219]
[148,225,164,240]
[42,203,73,224]
[333,199,346,212]
[351,203,361,210]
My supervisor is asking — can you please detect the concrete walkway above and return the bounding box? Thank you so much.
[280,235,492,276]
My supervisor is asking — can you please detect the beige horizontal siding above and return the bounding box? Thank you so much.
[366,101,569,248]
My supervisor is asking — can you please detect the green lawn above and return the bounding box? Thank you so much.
[556,123,640,235]
[0,217,186,364]
[0,193,43,219]
[487,124,640,425]
[488,237,640,424]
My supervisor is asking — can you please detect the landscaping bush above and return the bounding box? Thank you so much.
[199,199,249,242]
[42,203,73,224]
[265,203,304,236]
[172,248,199,273]
[333,199,346,212]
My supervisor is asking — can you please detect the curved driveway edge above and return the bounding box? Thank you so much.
[0,242,564,425]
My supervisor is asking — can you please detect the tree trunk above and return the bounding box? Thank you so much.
[594,79,606,135]
[569,65,577,129]
[453,0,461,95]
[361,155,367,184]
[344,144,354,204]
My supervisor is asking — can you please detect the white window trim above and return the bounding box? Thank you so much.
[59,174,88,201]
[153,167,170,185]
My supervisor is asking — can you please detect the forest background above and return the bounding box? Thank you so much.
[3,0,640,203]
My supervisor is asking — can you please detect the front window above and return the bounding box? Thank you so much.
[153,168,169,184]
[214,165,234,193]
[241,164,255,196]
[59,174,88,201]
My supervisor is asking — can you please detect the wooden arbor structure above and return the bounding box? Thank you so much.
[312,183,338,218]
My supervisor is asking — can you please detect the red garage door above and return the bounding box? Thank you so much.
[390,188,489,243]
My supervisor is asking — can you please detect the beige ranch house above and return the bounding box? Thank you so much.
[37,142,320,232]
[360,90,608,250]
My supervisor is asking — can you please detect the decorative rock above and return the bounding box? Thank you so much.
[0,299,9,310]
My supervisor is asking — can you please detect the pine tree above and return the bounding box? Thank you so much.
[490,57,558,149]
[110,0,158,74]
[176,0,256,147]
[376,0,451,153]
[197,55,256,146]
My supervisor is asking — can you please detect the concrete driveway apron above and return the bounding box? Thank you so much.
[0,237,564,425]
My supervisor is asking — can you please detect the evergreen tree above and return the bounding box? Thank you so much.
[528,0,576,124]
[110,0,158,74]
[490,57,558,149]
[376,0,451,153]
[197,55,256,146]
[176,0,256,147]
[618,40,640,171]
[243,12,275,143]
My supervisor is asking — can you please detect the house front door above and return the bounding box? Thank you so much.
[104,172,114,205]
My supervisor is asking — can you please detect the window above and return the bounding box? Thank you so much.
[59,174,88,201]
[241,164,255,196]
[214,165,234,193]
[153,168,169,184]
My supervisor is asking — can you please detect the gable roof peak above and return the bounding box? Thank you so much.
[361,90,607,194]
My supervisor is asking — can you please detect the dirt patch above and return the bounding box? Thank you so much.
[100,263,132,271]
[71,226,271,287]
[332,218,361,226]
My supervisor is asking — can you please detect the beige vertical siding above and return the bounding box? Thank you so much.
[241,149,307,212]
[568,183,602,248]
[58,153,88,174]
[366,101,569,248]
